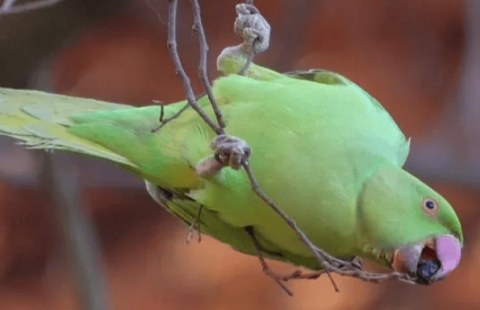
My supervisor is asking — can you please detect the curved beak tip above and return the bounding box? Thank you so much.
[436,235,462,274]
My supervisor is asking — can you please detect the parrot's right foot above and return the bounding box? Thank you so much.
[196,135,251,177]
[217,4,271,75]
[234,4,270,55]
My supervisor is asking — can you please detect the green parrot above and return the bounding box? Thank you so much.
[0,3,463,286]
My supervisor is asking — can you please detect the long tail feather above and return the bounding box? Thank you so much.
[0,88,138,168]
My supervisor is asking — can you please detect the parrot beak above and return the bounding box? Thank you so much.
[391,234,462,284]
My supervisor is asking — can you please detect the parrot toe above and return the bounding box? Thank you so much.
[196,135,251,177]
[234,3,270,55]
[210,134,251,169]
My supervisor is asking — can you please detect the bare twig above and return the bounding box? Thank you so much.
[246,227,293,296]
[156,101,165,122]
[241,159,340,291]
[151,102,189,132]
[166,0,223,135]
[151,92,208,133]
[0,0,63,15]
[189,0,226,130]
[281,268,415,284]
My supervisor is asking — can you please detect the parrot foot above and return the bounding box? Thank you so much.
[196,135,251,177]
[186,206,203,244]
[217,4,271,74]
[234,4,270,55]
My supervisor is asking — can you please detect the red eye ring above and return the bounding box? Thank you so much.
[422,197,438,216]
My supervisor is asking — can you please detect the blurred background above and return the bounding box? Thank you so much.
[0,0,479,309]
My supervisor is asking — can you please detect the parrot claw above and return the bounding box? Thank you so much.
[234,4,270,55]
[211,134,251,169]
[216,4,270,74]
[196,135,251,177]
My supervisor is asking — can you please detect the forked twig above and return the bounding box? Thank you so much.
[166,0,223,135]
[165,0,341,290]
[151,91,209,133]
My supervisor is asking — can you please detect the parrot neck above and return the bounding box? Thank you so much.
[354,163,409,266]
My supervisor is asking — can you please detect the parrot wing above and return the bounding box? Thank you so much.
[0,86,321,269]
[285,68,411,167]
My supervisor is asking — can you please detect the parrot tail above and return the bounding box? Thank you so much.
[0,87,138,168]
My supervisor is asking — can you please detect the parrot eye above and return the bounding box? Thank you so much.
[422,198,438,215]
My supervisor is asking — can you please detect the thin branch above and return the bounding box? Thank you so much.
[0,0,63,15]
[241,159,340,291]
[189,0,226,131]
[151,92,207,133]
[156,101,165,122]
[151,102,189,133]
[166,0,223,135]
[281,268,415,284]
[246,227,293,296]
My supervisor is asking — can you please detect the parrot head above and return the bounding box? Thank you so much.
[358,165,463,285]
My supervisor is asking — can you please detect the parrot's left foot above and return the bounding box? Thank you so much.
[196,135,251,177]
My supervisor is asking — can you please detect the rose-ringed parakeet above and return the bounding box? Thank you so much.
[0,4,462,286]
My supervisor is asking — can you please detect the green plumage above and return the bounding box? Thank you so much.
[0,58,462,271]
